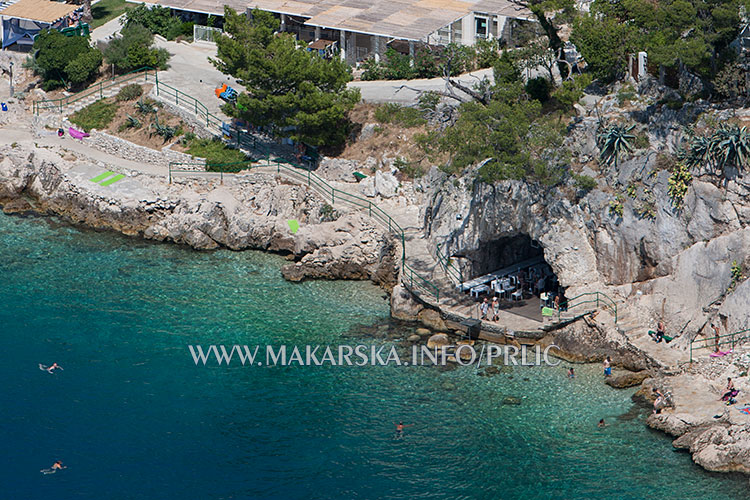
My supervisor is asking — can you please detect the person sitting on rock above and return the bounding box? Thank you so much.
[721,378,739,402]
[652,388,664,414]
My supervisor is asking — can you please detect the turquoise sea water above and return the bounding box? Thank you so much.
[1,211,748,499]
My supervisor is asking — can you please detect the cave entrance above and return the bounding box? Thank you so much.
[459,234,564,323]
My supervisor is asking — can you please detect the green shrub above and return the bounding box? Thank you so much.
[374,103,426,127]
[360,58,384,81]
[394,157,424,178]
[124,4,183,39]
[32,29,102,90]
[475,38,499,68]
[668,162,692,208]
[70,100,118,132]
[102,23,170,73]
[609,195,624,218]
[186,137,250,166]
[319,203,339,222]
[116,84,143,101]
[525,77,552,103]
[573,174,597,193]
[730,260,744,291]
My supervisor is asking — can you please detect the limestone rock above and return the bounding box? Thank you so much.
[391,283,423,321]
[427,333,450,349]
[418,308,446,331]
[406,334,421,342]
[605,370,652,388]
[374,170,399,198]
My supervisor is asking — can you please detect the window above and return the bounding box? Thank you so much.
[475,16,487,39]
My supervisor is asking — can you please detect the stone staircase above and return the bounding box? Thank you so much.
[615,309,690,370]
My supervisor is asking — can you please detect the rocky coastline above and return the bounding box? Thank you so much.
[0,141,399,288]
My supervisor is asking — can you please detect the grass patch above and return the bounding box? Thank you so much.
[69,99,118,132]
[374,103,426,128]
[116,84,143,102]
[90,0,131,29]
[185,138,251,169]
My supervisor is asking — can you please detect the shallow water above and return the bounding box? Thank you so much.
[1,212,747,499]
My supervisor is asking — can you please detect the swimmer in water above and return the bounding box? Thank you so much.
[394,422,413,438]
[46,363,63,373]
[52,461,65,470]
[598,419,607,428]
[568,367,575,379]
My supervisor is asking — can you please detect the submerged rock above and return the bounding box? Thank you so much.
[427,333,450,349]
[502,396,522,406]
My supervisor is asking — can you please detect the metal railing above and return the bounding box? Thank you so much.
[34,71,626,317]
[193,25,222,43]
[168,158,440,302]
[33,67,158,115]
[555,291,618,323]
[435,242,463,285]
[690,327,750,362]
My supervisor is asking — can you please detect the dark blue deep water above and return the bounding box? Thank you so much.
[1,212,747,499]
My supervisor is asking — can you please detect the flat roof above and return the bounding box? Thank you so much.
[136,0,531,41]
[0,0,79,23]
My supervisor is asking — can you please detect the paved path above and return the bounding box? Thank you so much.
[350,68,493,104]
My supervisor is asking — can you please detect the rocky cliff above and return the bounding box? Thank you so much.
[0,142,398,287]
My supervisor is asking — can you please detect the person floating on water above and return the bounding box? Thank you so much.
[42,460,66,474]
[568,367,575,379]
[394,422,413,439]
[598,419,607,428]
[46,363,63,373]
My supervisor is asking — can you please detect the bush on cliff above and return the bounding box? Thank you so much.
[101,23,170,74]
[31,29,102,90]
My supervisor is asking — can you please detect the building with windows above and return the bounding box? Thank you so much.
[132,0,533,64]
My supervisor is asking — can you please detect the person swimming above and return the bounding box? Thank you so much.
[46,363,63,373]
[394,422,412,439]
[41,461,66,474]
[598,419,607,428]
[568,367,575,379]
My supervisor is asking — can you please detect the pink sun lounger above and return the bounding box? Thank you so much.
[710,349,733,358]
[68,127,90,140]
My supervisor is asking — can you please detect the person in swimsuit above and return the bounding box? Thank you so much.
[394,422,412,438]
[598,419,606,428]
[491,296,500,322]
[653,388,664,414]
[568,367,575,379]
[51,461,66,470]
[721,378,738,401]
[603,356,612,377]
[46,363,62,373]
[480,298,489,320]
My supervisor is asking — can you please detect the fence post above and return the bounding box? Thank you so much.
[155,71,159,96]
[176,90,179,105]
[307,169,310,186]
[596,292,600,309]
[99,81,103,99]
[195,100,198,114]
[220,171,223,185]
[168,164,172,184]
[332,190,335,205]
[368,202,372,217]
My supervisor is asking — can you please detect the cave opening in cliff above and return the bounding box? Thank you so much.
[460,234,565,320]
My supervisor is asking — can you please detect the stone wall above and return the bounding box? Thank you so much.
[83,128,200,169]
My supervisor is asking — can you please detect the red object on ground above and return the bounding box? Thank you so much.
[215,84,227,98]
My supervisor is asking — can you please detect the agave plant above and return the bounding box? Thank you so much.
[150,114,176,141]
[677,132,711,170]
[708,124,750,175]
[135,98,156,115]
[597,124,635,168]
[124,114,141,129]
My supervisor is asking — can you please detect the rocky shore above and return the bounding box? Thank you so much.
[0,140,398,287]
